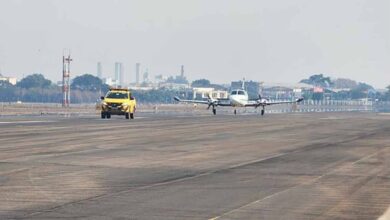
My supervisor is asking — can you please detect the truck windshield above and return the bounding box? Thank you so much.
[106,92,128,99]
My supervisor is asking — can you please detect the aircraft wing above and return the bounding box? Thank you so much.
[174,96,209,104]
[174,96,233,106]
[245,98,304,107]
[217,102,233,106]
[265,98,304,105]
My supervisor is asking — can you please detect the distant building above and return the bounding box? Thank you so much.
[0,74,17,85]
[192,87,228,99]
[103,77,118,86]
[114,62,123,86]
[159,82,190,90]
[97,62,103,79]
[180,65,184,78]
[128,84,158,91]
[135,63,140,85]
[143,69,149,83]
[261,82,312,99]
[154,74,167,84]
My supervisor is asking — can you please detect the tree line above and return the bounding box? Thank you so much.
[0,73,186,104]
[300,74,390,101]
[0,73,389,103]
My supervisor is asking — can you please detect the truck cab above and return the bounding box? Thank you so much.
[100,88,137,119]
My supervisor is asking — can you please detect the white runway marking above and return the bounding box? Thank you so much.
[0,121,54,124]
[378,207,390,220]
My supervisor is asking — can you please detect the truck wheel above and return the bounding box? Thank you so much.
[130,113,134,119]
[125,113,129,119]
[101,112,106,119]
[107,113,111,119]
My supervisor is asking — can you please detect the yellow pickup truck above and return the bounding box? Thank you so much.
[100,88,136,119]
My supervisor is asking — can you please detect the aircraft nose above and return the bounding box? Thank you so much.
[230,96,240,104]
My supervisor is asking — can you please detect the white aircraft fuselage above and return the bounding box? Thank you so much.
[173,85,303,116]
[229,89,263,107]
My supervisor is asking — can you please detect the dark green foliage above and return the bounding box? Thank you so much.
[191,79,210,87]
[332,78,358,89]
[132,89,186,104]
[20,88,61,103]
[350,83,374,99]
[17,74,52,89]
[300,74,380,100]
[0,80,15,89]
[71,74,109,92]
[0,81,17,102]
[69,74,110,103]
[385,85,390,101]
[312,92,324,101]
[300,74,333,88]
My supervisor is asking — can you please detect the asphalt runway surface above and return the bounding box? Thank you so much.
[1,112,390,219]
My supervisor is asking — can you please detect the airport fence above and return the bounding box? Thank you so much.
[1,100,390,116]
[266,100,390,114]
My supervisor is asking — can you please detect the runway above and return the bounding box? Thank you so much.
[0,112,390,219]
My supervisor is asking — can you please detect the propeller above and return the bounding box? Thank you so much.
[173,96,181,102]
[206,93,217,110]
[255,94,268,108]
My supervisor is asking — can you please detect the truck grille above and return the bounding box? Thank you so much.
[108,103,122,108]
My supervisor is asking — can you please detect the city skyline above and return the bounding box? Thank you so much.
[0,0,389,88]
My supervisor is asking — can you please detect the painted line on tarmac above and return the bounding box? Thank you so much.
[208,147,389,220]
[0,121,54,124]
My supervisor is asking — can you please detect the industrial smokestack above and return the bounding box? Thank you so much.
[97,62,102,79]
[136,63,140,85]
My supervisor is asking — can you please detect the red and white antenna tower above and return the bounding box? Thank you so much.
[62,51,72,107]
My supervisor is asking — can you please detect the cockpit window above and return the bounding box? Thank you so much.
[231,91,237,95]
[238,91,245,95]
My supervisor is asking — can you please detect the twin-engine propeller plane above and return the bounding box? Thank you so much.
[174,83,303,116]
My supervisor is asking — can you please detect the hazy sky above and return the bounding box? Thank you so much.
[0,0,389,88]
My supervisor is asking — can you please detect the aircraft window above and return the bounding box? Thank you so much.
[231,91,237,95]
[238,91,245,95]
[106,92,128,99]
